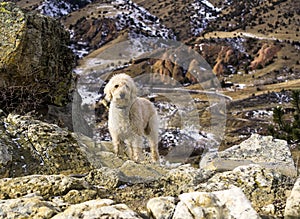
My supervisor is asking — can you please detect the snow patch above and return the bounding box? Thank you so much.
[38,0,74,17]
[190,0,221,36]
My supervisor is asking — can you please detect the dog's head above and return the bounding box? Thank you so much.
[104,73,137,108]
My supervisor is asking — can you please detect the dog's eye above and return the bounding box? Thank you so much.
[114,85,119,88]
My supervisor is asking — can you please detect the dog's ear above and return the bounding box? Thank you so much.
[104,82,112,102]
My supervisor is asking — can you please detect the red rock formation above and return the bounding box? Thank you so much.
[250,44,280,70]
[213,60,225,77]
[212,47,236,76]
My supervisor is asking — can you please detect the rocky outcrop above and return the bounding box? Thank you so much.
[152,59,185,84]
[0,113,92,177]
[213,47,237,76]
[148,187,260,219]
[0,194,60,219]
[0,2,75,112]
[0,174,90,200]
[200,134,297,177]
[151,46,209,84]
[197,164,294,218]
[0,113,299,218]
[250,43,280,70]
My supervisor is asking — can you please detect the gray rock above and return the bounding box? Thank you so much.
[147,196,176,219]
[197,164,294,218]
[85,167,122,189]
[73,135,124,169]
[52,199,143,219]
[173,188,260,219]
[200,134,296,177]
[119,160,167,183]
[284,177,300,218]
[97,151,126,168]
[0,112,14,177]
[161,164,214,196]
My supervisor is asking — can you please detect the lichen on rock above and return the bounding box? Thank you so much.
[1,113,92,177]
[200,134,297,177]
[197,164,295,218]
[0,2,75,112]
[0,194,60,219]
[0,174,89,200]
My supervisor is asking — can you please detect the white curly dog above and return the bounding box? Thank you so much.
[104,73,159,162]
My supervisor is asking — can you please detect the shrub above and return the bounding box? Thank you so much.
[269,90,300,147]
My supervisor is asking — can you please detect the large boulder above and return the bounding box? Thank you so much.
[197,164,295,218]
[200,134,297,177]
[0,194,60,219]
[0,2,75,112]
[0,174,89,200]
[174,188,260,219]
[147,188,260,219]
[0,113,92,177]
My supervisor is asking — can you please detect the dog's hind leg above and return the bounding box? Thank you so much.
[149,135,159,162]
[146,116,160,162]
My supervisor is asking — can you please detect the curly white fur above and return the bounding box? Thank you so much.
[104,73,159,162]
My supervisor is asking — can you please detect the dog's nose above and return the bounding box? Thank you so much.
[120,93,125,99]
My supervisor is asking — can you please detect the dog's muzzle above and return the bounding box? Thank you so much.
[119,93,126,99]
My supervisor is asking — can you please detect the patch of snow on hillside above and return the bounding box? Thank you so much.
[225,37,246,53]
[39,0,73,17]
[246,110,273,119]
[111,0,175,39]
[241,32,279,41]
[201,0,222,12]
[39,0,93,18]
[190,0,221,36]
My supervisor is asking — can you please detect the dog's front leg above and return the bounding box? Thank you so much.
[112,139,121,156]
[149,139,159,163]
[130,136,144,162]
[111,133,124,157]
